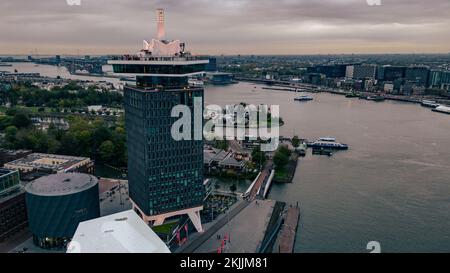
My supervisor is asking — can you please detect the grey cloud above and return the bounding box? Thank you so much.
[0,0,449,54]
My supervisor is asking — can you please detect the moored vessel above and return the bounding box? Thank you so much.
[294,95,314,101]
[432,105,450,115]
[421,100,439,108]
[307,137,348,150]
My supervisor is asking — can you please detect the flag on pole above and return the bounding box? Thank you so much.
[176,229,181,245]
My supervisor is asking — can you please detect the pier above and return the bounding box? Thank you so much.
[274,205,300,253]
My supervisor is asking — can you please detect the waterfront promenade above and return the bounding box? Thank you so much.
[275,206,300,253]
[177,199,250,253]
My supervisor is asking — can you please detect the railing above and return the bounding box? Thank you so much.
[111,55,206,62]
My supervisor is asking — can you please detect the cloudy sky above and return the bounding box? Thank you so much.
[1,0,449,55]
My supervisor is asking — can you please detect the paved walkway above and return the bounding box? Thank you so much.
[177,199,250,253]
[193,200,276,253]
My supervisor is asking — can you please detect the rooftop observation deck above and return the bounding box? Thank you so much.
[108,55,209,66]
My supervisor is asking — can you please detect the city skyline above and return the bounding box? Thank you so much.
[1,0,450,55]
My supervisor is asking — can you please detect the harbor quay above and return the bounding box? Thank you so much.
[178,199,286,253]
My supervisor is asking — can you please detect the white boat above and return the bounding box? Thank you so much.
[308,137,348,150]
[432,105,450,115]
[188,79,204,87]
[319,137,336,142]
[421,100,439,108]
[294,95,313,101]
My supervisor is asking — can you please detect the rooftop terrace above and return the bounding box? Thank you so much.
[4,153,91,173]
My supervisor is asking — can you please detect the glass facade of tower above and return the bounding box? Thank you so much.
[125,84,205,216]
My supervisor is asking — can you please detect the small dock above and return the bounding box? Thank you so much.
[276,206,300,253]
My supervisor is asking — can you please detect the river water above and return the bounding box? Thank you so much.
[206,82,450,253]
[2,62,121,86]
[6,63,450,252]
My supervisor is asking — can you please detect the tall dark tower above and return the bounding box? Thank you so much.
[108,9,208,232]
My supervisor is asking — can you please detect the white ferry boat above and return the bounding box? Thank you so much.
[308,137,349,150]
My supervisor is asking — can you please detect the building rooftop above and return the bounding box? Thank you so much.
[25,173,98,197]
[67,210,171,253]
[204,148,230,165]
[219,154,245,168]
[4,153,91,173]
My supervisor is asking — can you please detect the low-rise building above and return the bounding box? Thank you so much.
[204,147,246,171]
[4,153,94,176]
[67,210,170,253]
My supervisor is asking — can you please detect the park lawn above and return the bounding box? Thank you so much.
[152,221,178,235]
[274,166,289,180]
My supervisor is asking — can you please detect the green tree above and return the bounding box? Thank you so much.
[273,152,289,170]
[5,126,18,144]
[13,112,32,128]
[214,140,229,150]
[273,145,291,170]
[99,140,115,163]
[251,145,266,168]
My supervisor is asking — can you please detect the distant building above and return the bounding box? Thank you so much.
[384,83,394,93]
[346,65,377,79]
[307,64,347,78]
[304,73,325,85]
[405,67,429,87]
[25,173,100,249]
[67,210,170,253]
[4,153,94,176]
[206,57,217,72]
[0,169,27,241]
[441,71,450,90]
[428,70,443,88]
[378,66,406,81]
